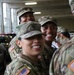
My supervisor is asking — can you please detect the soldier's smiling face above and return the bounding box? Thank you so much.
[41,22,57,42]
[18,35,44,57]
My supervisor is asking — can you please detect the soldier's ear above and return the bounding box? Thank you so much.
[16,40,22,48]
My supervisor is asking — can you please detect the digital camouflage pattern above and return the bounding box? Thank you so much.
[4,53,48,75]
[8,21,42,60]
[38,16,57,68]
[9,7,35,60]
[8,36,21,60]
[5,21,48,75]
[8,23,27,60]
[49,37,74,75]
[38,16,57,26]
[41,43,55,69]
[17,7,34,18]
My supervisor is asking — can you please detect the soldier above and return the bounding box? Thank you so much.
[57,27,71,45]
[17,7,35,24]
[59,28,70,44]
[49,0,74,75]
[38,16,57,68]
[4,21,48,75]
[9,7,35,60]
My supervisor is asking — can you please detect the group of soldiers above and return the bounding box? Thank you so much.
[0,0,74,75]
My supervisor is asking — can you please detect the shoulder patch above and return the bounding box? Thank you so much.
[68,60,74,72]
[16,66,30,75]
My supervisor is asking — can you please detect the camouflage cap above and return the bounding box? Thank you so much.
[57,26,65,33]
[15,22,26,34]
[17,21,42,39]
[38,16,57,26]
[17,7,34,18]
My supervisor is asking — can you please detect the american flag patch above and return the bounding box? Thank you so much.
[68,60,74,72]
[16,67,30,75]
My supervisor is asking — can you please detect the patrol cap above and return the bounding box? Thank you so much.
[57,26,65,33]
[38,16,57,26]
[17,21,43,39]
[61,31,70,38]
[60,28,70,38]
[15,22,26,34]
[17,7,34,18]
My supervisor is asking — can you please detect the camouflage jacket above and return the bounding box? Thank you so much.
[41,43,55,68]
[8,36,21,60]
[4,53,48,75]
[49,37,74,75]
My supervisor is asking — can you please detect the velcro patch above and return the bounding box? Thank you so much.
[16,66,30,75]
[68,60,74,72]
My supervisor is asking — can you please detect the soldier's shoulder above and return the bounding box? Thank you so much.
[9,36,18,46]
[63,37,74,51]
[5,58,31,75]
[7,58,19,68]
[4,58,18,74]
[15,65,30,75]
[52,40,73,58]
[69,37,74,42]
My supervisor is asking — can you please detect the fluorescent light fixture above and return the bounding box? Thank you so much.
[25,2,37,5]
[34,12,41,14]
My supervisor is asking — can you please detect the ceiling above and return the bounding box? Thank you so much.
[1,0,73,20]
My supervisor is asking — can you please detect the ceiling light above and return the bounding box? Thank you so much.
[34,12,41,14]
[25,2,37,5]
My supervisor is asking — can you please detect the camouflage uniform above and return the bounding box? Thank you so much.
[4,21,49,75]
[8,36,21,60]
[49,0,74,74]
[4,53,48,75]
[9,7,34,60]
[38,16,57,68]
[41,43,55,68]
[57,27,70,45]
[49,37,74,75]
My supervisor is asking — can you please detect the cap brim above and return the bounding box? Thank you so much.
[20,31,43,39]
[41,20,56,26]
[19,11,34,17]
